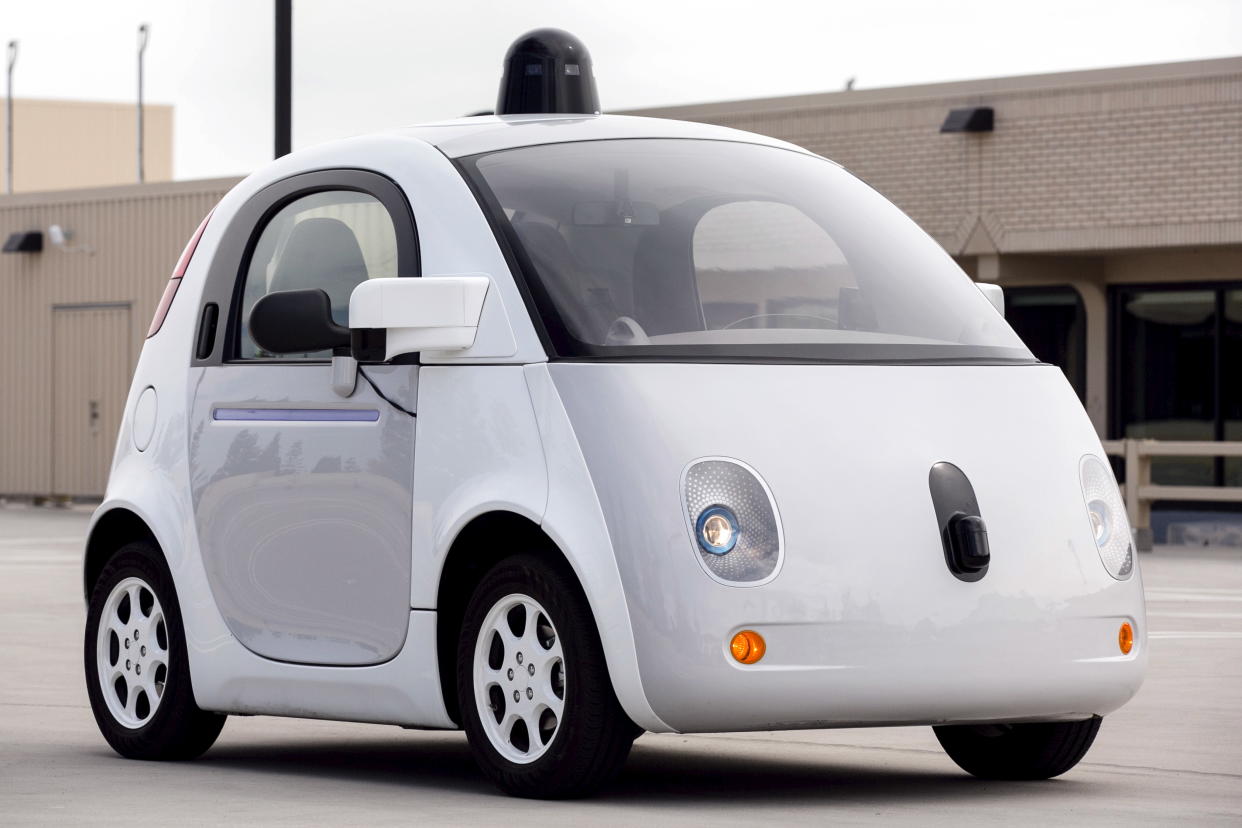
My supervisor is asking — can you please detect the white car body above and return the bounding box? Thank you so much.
[85,113,1146,739]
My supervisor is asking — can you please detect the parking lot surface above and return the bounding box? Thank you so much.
[2,504,1240,825]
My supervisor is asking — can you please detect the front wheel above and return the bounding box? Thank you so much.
[84,542,226,760]
[456,555,640,798]
[934,716,1102,780]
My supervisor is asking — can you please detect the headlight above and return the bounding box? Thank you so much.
[1086,499,1111,545]
[696,506,739,554]
[682,458,783,585]
[1079,455,1133,579]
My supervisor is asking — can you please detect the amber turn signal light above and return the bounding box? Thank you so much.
[730,630,766,664]
[1118,622,1134,655]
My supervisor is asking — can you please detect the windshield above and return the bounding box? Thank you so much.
[459,138,1034,363]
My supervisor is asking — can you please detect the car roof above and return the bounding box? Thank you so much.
[392,113,815,159]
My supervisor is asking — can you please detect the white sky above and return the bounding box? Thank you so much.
[2,0,1239,181]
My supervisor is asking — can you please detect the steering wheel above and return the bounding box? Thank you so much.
[604,316,650,346]
[722,313,837,330]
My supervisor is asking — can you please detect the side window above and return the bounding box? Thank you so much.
[237,190,399,359]
[692,201,857,331]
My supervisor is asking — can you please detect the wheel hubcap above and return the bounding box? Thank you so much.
[95,576,169,729]
[473,593,565,764]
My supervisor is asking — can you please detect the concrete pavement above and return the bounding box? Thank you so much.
[1,504,1240,825]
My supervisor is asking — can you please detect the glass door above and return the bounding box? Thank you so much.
[1113,285,1242,487]
[1225,290,1242,486]
[1114,288,1217,485]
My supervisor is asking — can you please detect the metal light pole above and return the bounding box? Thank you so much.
[5,40,16,195]
[137,24,149,183]
[274,0,292,158]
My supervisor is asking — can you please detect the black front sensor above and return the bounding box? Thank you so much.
[945,512,991,575]
[929,462,991,582]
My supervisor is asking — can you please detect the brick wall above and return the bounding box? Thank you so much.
[622,58,1242,255]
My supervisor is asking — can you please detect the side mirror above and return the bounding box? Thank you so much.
[249,288,350,354]
[976,283,1004,317]
[350,276,490,360]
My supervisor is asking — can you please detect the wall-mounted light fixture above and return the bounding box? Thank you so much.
[940,106,994,133]
[3,230,42,253]
[47,223,94,254]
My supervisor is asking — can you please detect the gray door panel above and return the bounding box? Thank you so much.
[189,364,416,665]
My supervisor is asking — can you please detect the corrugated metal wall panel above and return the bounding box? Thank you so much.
[0,178,239,496]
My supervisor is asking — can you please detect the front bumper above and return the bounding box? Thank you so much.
[641,601,1145,732]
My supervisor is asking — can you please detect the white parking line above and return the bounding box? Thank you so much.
[1145,592,1242,603]
[0,556,80,566]
[1146,610,1242,619]
[1147,588,1242,595]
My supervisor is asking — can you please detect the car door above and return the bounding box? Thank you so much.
[187,170,419,666]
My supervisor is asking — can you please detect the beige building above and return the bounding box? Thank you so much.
[0,178,231,497]
[1,58,1240,534]
[3,97,173,192]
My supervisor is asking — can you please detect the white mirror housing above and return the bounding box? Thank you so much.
[349,275,490,360]
[976,282,1004,317]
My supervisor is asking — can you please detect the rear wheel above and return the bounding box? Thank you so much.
[934,716,1102,780]
[456,555,639,798]
[84,542,226,760]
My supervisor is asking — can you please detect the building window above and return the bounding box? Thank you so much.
[1115,287,1216,486]
[1113,284,1242,495]
[1004,286,1086,401]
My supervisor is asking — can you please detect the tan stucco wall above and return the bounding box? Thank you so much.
[2,97,173,193]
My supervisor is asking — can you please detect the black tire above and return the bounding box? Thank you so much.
[84,541,226,760]
[934,716,1102,780]
[456,555,641,798]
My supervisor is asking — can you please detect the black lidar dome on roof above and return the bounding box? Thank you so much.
[496,28,600,116]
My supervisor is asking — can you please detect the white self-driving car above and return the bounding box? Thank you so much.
[83,31,1145,799]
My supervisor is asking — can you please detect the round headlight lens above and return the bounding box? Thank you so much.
[1087,499,1111,546]
[1079,455,1133,579]
[696,506,739,555]
[683,459,782,584]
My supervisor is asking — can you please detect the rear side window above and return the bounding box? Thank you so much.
[237,190,398,360]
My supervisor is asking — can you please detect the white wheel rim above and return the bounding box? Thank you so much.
[95,576,170,729]
[472,593,566,764]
